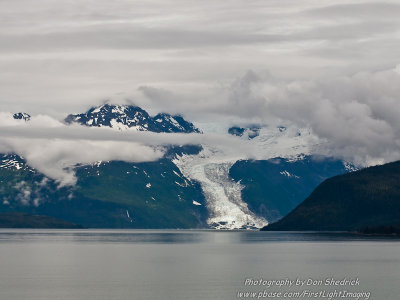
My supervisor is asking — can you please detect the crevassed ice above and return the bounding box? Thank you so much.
[173,149,268,230]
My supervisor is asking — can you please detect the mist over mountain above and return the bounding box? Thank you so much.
[0,104,356,229]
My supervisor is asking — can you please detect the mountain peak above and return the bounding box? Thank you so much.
[13,112,31,121]
[228,126,260,139]
[65,104,200,133]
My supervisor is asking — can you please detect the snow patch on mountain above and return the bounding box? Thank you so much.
[247,126,320,159]
[280,170,300,178]
[0,154,32,172]
[344,162,359,172]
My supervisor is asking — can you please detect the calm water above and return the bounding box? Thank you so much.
[0,230,399,300]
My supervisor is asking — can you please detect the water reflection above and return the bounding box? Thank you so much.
[0,229,399,244]
[237,231,400,243]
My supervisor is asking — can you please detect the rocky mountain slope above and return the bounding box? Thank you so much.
[230,157,352,223]
[0,154,208,228]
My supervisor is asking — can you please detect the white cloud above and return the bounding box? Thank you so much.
[0,115,166,185]
[224,67,400,165]
[1,137,164,186]
[138,64,400,166]
[0,114,252,185]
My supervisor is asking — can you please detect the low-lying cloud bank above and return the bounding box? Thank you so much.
[140,65,400,166]
[2,65,400,185]
[0,113,269,185]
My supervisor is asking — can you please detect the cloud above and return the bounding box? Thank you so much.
[2,137,164,186]
[0,114,262,185]
[139,63,400,166]
[0,114,164,185]
[304,2,400,19]
[225,67,400,165]
[2,0,400,116]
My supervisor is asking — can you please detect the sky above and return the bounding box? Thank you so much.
[1,0,400,184]
[1,0,400,115]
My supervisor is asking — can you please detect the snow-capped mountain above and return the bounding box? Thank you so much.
[13,112,31,121]
[65,104,200,133]
[228,126,260,139]
[0,105,355,229]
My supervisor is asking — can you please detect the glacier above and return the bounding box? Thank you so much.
[173,125,322,229]
[174,150,267,229]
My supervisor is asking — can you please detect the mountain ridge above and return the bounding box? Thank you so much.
[262,160,400,231]
[64,104,201,133]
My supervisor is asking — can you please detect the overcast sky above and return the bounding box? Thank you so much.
[1,0,400,115]
[1,0,400,183]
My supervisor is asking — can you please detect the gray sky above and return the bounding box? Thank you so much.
[1,0,400,184]
[1,0,400,115]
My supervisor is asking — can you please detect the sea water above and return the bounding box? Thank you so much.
[0,229,398,300]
